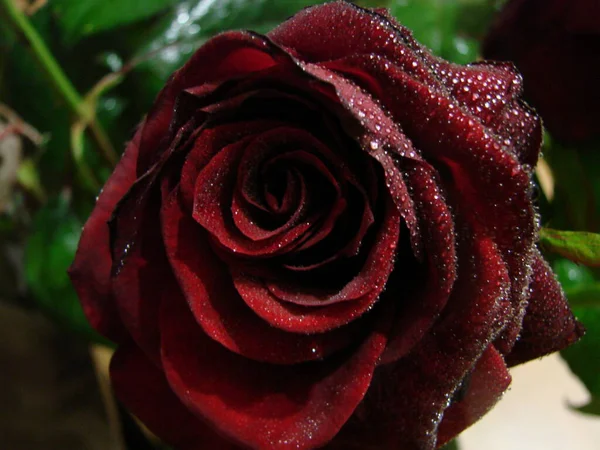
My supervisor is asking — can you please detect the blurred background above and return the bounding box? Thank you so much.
[1,0,599,448]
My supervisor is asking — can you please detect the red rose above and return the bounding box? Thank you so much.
[483,0,600,142]
[70,2,583,449]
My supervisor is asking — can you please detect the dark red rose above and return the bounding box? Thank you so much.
[70,2,583,449]
[483,0,600,142]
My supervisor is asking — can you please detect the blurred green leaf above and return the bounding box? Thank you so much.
[540,228,600,267]
[554,259,600,417]
[388,0,492,64]
[553,259,595,291]
[561,306,600,416]
[1,6,75,191]
[565,284,600,309]
[51,0,181,44]
[0,14,17,94]
[126,0,324,109]
[16,158,47,203]
[24,193,109,344]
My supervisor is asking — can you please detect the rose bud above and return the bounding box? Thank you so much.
[70,1,583,449]
[483,0,600,142]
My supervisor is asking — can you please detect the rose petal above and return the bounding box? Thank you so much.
[437,345,512,447]
[103,124,201,356]
[136,31,283,175]
[110,345,238,450]
[340,57,537,354]
[326,53,542,168]
[68,128,140,342]
[232,132,344,241]
[269,1,422,69]
[192,136,313,256]
[428,60,543,167]
[380,161,456,363]
[160,291,391,450]
[328,229,511,450]
[233,272,381,334]
[319,1,538,166]
[505,250,585,367]
[180,120,285,210]
[232,166,309,241]
[239,193,399,308]
[110,194,167,363]
[162,187,365,364]
[109,119,198,274]
[294,62,424,258]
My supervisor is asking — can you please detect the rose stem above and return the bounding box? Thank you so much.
[0,0,119,168]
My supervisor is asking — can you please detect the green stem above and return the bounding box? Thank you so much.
[1,0,118,166]
[1,0,88,119]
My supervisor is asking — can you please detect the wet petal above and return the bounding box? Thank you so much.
[68,128,140,342]
[505,250,585,367]
[329,228,511,449]
[160,291,391,450]
[136,31,283,174]
[381,161,456,363]
[162,187,366,364]
[192,136,313,257]
[110,193,167,363]
[110,345,238,450]
[437,345,511,447]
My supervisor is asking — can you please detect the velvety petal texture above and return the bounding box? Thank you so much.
[70,1,583,449]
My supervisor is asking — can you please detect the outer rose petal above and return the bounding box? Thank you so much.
[436,345,511,447]
[68,129,140,342]
[381,161,456,363]
[346,58,536,354]
[105,124,199,357]
[327,230,511,450]
[110,194,168,363]
[160,291,391,450]
[505,250,585,367]
[137,31,283,174]
[110,345,238,450]
[269,1,420,67]
[289,1,542,167]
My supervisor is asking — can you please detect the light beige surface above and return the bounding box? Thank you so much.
[459,353,600,450]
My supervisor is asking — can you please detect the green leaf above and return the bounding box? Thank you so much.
[127,0,324,107]
[554,259,600,417]
[51,0,181,44]
[552,259,595,292]
[24,193,110,345]
[561,306,600,416]
[388,0,493,64]
[0,6,86,192]
[539,228,600,267]
[565,284,600,309]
